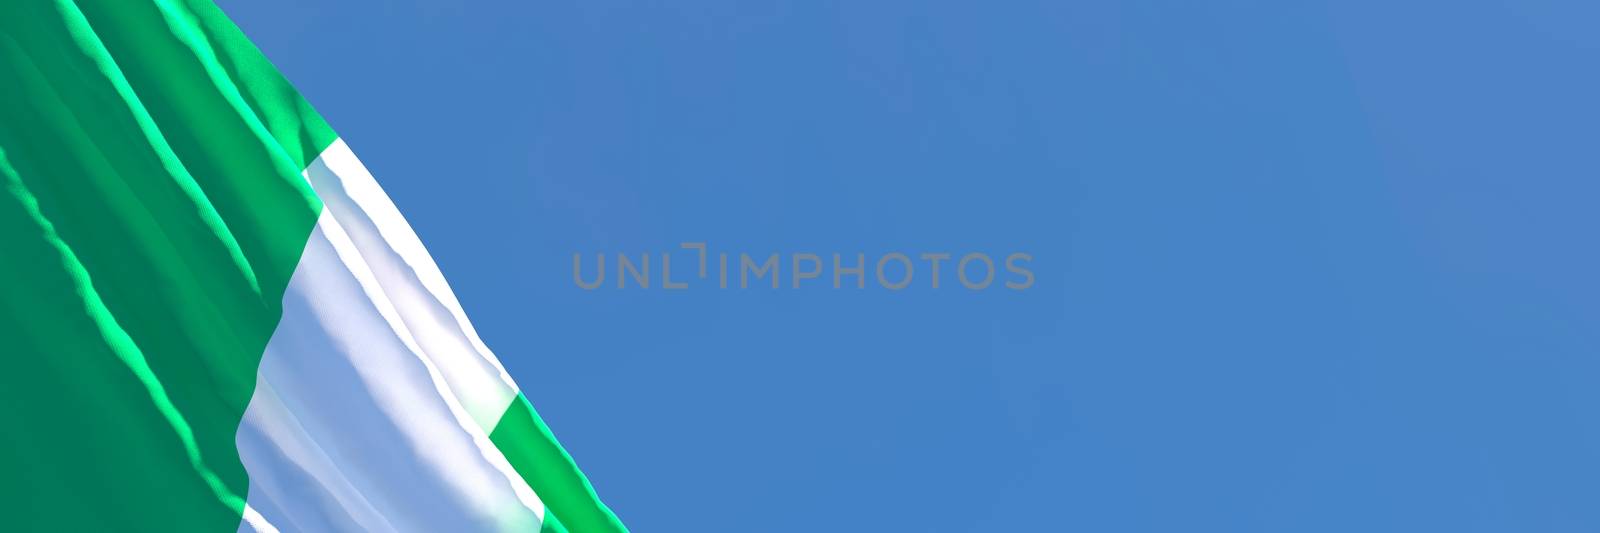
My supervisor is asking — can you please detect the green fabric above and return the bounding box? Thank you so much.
[540,510,571,533]
[0,0,332,529]
[493,393,630,533]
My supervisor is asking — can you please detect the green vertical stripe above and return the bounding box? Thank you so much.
[0,0,332,530]
[492,393,630,533]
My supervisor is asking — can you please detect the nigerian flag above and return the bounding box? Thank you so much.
[0,1,625,532]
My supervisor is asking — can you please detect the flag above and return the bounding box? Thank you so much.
[0,1,625,531]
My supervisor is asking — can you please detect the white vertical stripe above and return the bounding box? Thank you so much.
[308,139,521,431]
[239,505,281,533]
[237,140,543,532]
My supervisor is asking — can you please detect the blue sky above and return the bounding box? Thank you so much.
[220,1,1600,530]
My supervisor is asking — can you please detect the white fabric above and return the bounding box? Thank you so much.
[236,140,539,532]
